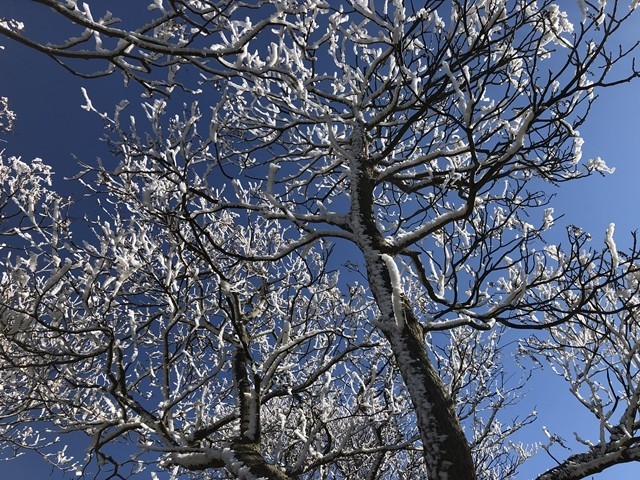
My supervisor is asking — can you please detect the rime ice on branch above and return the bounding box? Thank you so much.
[1,1,640,479]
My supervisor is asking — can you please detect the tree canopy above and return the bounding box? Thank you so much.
[2,1,640,479]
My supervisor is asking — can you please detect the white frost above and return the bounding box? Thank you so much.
[576,0,587,21]
[605,223,618,269]
[382,254,405,328]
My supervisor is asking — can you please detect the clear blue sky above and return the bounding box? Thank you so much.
[2,1,640,479]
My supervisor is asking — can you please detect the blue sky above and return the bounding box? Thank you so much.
[555,79,640,246]
[2,1,640,479]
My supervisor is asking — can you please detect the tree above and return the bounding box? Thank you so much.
[1,1,640,478]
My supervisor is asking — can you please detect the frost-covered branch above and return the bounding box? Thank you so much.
[2,1,640,478]
[524,232,640,479]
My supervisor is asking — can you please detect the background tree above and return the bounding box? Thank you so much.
[525,231,640,479]
[2,1,640,479]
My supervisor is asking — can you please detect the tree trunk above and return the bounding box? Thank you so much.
[346,126,476,479]
[371,257,477,480]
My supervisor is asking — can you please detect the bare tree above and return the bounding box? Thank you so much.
[523,230,640,479]
[2,1,640,479]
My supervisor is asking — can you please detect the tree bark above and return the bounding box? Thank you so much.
[170,342,290,479]
[346,126,476,479]
[169,446,291,480]
[373,262,477,480]
[536,445,640,480]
